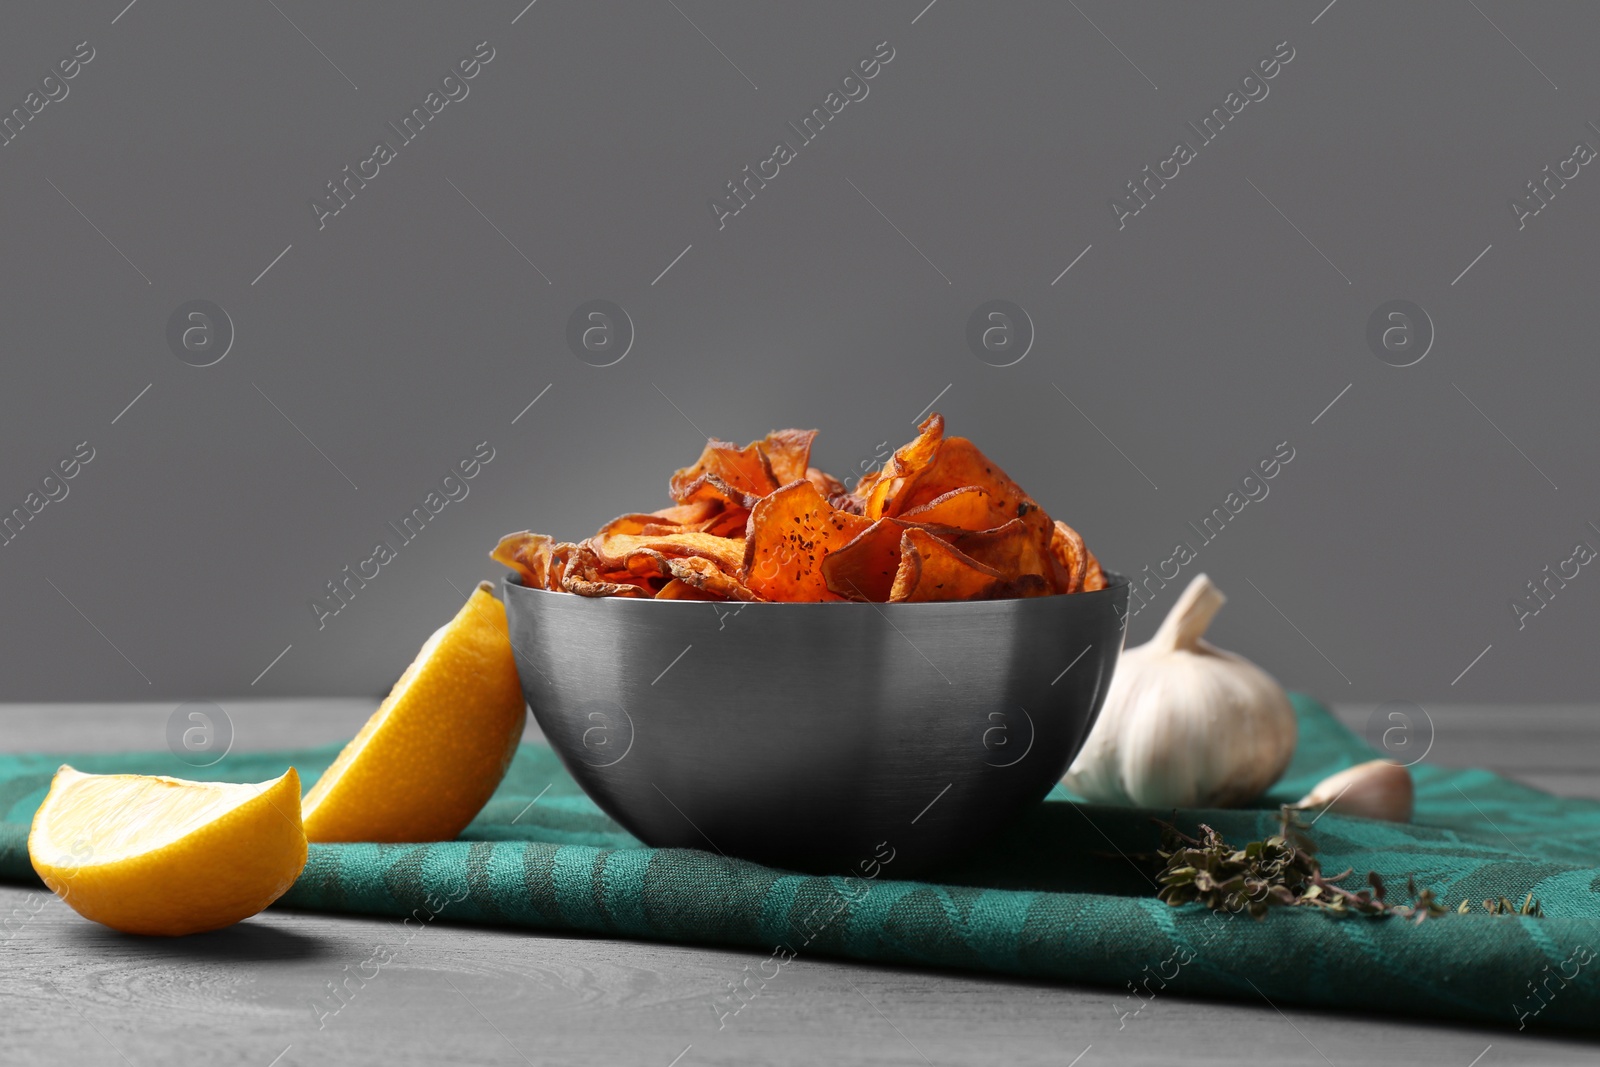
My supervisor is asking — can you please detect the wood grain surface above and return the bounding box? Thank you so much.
[1,701,1596,1066]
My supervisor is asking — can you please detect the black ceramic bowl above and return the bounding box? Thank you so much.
[502,574,1129,876]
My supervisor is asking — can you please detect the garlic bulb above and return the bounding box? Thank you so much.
[1063,573,1296,808]
[1294,759,1413,822]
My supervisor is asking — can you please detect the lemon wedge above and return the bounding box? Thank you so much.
[302,581,525,843]
[29,766,307,936]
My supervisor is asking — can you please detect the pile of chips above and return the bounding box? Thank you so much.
[492,413,1105,603]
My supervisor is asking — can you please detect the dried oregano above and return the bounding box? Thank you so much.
[1151,807,1541,922]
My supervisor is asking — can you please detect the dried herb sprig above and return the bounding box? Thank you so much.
[1153,806,1449,923]
[1461,893,1544,917]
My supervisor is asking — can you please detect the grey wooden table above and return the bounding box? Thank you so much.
[2,701,1596,1067]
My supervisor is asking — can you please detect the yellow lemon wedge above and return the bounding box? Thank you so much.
[28,766,307,936]
[302,581,525,843]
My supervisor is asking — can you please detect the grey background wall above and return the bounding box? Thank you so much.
[1,0,1596,704]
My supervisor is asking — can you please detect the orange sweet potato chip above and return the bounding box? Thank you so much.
[544,543,577,591]
[936,518,1055,590]
[806,466,846,502]
[597,513,673,539]
[760,429,818,486]
[855,413,945,519]
[493,413,1107,603]
[1082,545,1107,592]
[491,531,555,588]
[616,548,671,579]
[898,486,997,529]
[1048,520,1090,594]
[701,507,751,539]
[648,500,724,525]
[821,518,907,602]
[828,517,1058,602]
[654,578,724,600]
[888,527,1009,602]
[561,543,651,598]
[493,534,582,592]
[674,471,761,509]
[899,436,1048,529]
[668,555,763,601]
[633,505,749,538]
[744,480,872,601]
[670,439,779,504]
[589,530,746,575]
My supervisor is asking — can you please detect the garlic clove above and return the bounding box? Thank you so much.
[1293,759,1413,823]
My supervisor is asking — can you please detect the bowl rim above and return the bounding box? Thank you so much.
[500,569,1130,607]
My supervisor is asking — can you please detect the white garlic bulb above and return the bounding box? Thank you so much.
[1063,573,1296,808]
[1293,759,1413,822]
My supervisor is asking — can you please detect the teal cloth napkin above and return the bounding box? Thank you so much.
[2,694,1596,1033]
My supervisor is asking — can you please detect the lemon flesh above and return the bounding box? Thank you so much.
[29,766,307,936]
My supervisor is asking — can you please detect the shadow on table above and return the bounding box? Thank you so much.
[60,916,337,963]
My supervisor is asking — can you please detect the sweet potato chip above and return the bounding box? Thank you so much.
[668,555,763,601]
[828,516,1056,601]
[744,480,872,601]
[589,530,746,575]
[1048,520,1089,594]
[829,487,866,515]
[491,531,555,588]
[613,548,671,581]
[806,466,846,502]
[561,543,651,598]
[612,572,666,595]
[635,505,747,537]
[898,435,1056,569]
[821,518,906,602]
[760,429,818,486]
[712,441,780,497]
[674,471,762,509]
[655,577,727,601]
[855,413,945,519]
[701,507,751,539]
[936,518,1055,590]
[888,527,1009,602]
[633,511,745,543]
[899,436,1045,527]
[597,513,675,540]
[544,543,577,590]
[669,439,778,504]
[1082,546,1107,592]
[648,500,723,525]
[898,486,997,530]
[493,412,1107,603]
